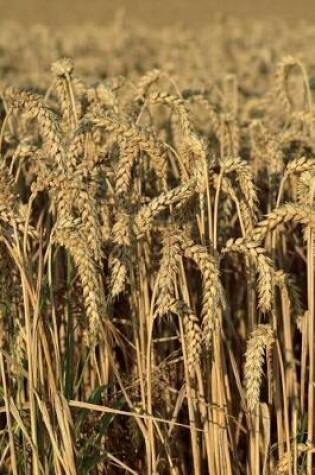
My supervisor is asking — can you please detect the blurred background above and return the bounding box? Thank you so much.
[1,0,315,26]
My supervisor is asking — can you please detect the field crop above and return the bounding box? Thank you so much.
[0,17,315,474]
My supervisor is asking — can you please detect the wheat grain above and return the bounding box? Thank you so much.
[180,232,221,348]
[251,203,312,242]
[223,238,273,312]
[244,324,274,411]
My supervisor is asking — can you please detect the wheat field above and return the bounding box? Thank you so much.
[0,16,315,474]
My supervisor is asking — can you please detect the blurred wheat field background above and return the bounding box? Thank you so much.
[0,13,315,475]
[2,0,315,26]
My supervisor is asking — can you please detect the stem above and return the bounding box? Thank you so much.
[0,353,18,475]
[307,226,314,472]
[179,318,201,475]
[307,181,315,472]
[65,73,78,127]
[213,170,223,250]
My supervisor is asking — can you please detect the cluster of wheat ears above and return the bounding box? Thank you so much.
[0,17,315,475]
